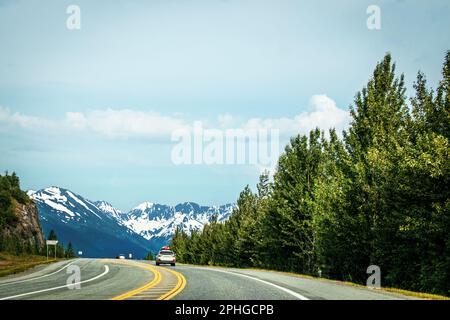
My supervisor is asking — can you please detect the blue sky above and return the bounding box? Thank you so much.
[1,0,449,211]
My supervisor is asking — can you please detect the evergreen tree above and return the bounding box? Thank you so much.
[170,52,450,296]
[268,129,323,274]
[144,251,154,261]
[47,230,57,241]
[234,186,258,267]
[65,242,75,258]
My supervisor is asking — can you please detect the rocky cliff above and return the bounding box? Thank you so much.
[0,200,45,252]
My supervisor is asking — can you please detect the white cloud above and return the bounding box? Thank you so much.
[65,112,87,129]
[0,106,54,129]
[64,109,188,138]
[217,113,235,128]
[1,95,349,140]
[242,95,350,136]
[0,106,189,139]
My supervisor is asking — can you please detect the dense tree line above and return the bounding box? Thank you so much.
[172,52,450,296]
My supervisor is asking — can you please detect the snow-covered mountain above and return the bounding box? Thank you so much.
[28,187,234,257]
[117,201,234,248]
[28,187,154,258]
[94,200,123,222]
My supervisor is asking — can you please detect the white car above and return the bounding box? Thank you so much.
[156,250,176,266]
[118,254,126,259]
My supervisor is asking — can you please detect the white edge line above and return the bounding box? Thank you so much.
[0,265,109,300]
[0,260,77,287]
[197,267,310,300]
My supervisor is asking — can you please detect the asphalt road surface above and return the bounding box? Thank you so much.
[0,259,418,300]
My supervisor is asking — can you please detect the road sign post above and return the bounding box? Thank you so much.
[46,240,58,260]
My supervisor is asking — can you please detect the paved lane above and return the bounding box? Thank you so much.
[0,260,420,300]
[0,259,161,300]
[170,265,418,300]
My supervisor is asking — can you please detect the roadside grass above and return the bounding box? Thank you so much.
[177,263,449,300]
[0,252,59,278]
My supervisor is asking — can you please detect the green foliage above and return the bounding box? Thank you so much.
[0,172,29,229]
[65,242,75,258]
[0,172,39,255]
[0,173,75,259]
[47,230,57,241]
[144,251,154,260]
[44,230,66,258]
[172,52,450,296]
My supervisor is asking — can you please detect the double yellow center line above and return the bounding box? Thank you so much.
[156,266,187,300]
[106,260,186,300]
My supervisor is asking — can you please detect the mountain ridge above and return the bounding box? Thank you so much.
[28,186,234,257]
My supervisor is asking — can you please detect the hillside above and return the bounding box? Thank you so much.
[0,173,44,254]
[28,187,154,258]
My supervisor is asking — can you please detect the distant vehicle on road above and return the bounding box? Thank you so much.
[156,248,176,266]
[118,254,126,259]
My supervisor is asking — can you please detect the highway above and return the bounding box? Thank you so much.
[0,259,418,300]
